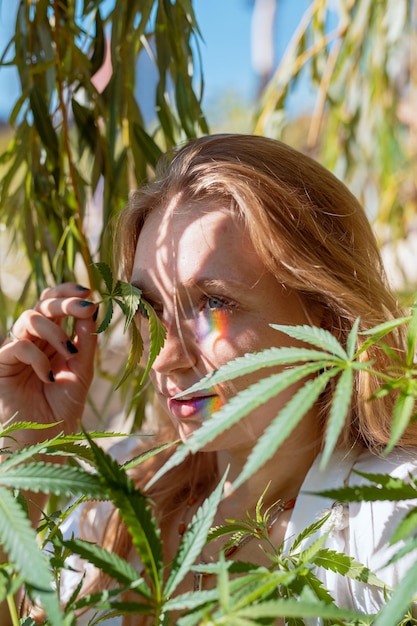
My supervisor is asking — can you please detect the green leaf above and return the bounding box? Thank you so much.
[320,366,353,468]
[0,569,23,605]
[175,72,196,138]
[299,569,336,606]
[387,536,417,564]
[234,368,337,490]
[389,507,417,544]
[175,346,331,397]
[0,420,63,439]
[115,321,144,389]
[68,584,141,611]
[312,548,386,587]
[122,440,177,471]
[289,513,331,554]
[386,387,416,453]
[62,538,150,596]
[83,432,163,598]
[226,597,364,621]
[0,462,107,498]
[0,435,65,470]
[360,317,412,337]
[90,7,105,76]
[94,261,114,293]
[316,471,417,502]
[96,298,114,334]
[347,317,360,359]
[0,486,52,590]
[298,531,330,566]
[29,86,59,164]
[163,587,220,613]
[230,568,299,612]
[374,558,417,626]
[132,123,163,168]
[71,98,98,153]
[140,300,167,384]
[270,324,347,359]
[118,280,143,332]
[164,471,227,596]
[358,316,412,355]
[406,303,417,367]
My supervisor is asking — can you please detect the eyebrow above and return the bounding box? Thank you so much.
[131,277,254,300]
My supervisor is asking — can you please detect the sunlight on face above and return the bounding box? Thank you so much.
[130,196,322,450]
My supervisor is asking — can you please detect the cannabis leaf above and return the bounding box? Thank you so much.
[83,430,163,601]
[94,262,166,387]
[164,472,227,597]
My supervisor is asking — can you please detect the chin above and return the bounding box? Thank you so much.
[176,421,201,443]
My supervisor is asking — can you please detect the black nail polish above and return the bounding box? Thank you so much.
[78,300,94,308]
[48,370,55,382]
[76,285,89,291]
[66,340,78,354]
[93,305,99,322]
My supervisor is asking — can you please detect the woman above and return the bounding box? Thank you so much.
[0,134,416,624]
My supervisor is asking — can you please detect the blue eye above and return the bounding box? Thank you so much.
[203,296,229,311]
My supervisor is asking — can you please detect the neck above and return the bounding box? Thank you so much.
[216,438,320,521]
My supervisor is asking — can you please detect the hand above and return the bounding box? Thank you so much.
[0,283,98,449]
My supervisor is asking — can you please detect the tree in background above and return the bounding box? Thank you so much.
[252,0,417,297]
[0,0,207,328]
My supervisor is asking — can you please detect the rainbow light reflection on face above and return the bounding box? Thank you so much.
[194,308,229,420]
[196,307,229,343]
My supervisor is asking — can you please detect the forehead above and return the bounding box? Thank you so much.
[132,197,265,285]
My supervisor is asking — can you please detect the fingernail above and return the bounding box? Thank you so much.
[93,305,99,322]
[78,300,94,308]
[66,340,78,354]
[76,285,89,292]
[48,370,55,382]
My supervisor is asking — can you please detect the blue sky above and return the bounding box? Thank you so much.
[194,0,311,106]
[0,0,312,121]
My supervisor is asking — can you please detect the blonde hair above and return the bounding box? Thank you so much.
[71,134,415,623]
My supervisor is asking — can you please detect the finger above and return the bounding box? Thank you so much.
[40,283,91,301]
[34,296,97,320]
[0,339,56,383]
[12,310,82,359]
[66,315,98,383]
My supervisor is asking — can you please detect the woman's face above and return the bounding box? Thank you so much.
[131,197,322,451]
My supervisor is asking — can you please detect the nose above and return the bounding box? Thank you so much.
[151,316,198,374]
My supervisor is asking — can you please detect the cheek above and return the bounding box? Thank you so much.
[195,310,230,345]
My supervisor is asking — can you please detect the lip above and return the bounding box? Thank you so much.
[167,395,218,420]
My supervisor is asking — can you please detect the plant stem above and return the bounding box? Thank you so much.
[6,594,20,626]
